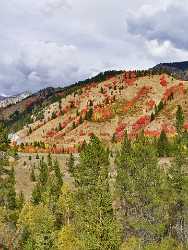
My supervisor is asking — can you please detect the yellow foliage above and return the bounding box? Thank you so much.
[56,225,81,250]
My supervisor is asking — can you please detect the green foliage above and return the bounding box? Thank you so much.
[38,159,48,186]
[56,225,81,250]
[18,203,55,249]
[74,135,109,186]
[86,107,93,121]
[73,135,122,249]
[0,123,10,151]
[120,237,141,250]
[157,130,169,157]
[116,133,169,241]
[2,109,188,249]
[72,121,76,129]
[30,167,36,182]
[176,105,184,134]
[47,153,52,167]
[29,127,32,135]
[57,183,74,226]
[53,159,63,189]
[32,183,42,205]
[51,111,57,119]
[151,112,155,121]
[17,191,25,210]
[67,153,75,177]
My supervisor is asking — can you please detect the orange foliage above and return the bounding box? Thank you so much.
[163,83,185,102]
[184,122,188,130]
[160,75,168,87]
[161,123,176,134]
[132,115,151,131]
[93,106,113,121]
[147,99,156,110]
[124,86,151,112]
[144,130,161,137]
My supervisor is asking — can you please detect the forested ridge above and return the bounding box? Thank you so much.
[0,105,188,249]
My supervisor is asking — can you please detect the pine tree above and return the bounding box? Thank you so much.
[176,105,184,134]
[151,112,155,121]
[5,166,16,210]
[86,108,93,121]
[47,153,52,167]
[38,159,48,186]
[17,191,25,210]
[32,183,42,205]
[167,144,188,243]
[72,121,76,130]
[53,159,63,188]
[30,167,36,182]
[29,127,32,134]
[67,153,75,177]
[157,100,164,112]
[74,136,122,249]
[157,130,169,157]
[0,123,9,151]
[116,133,168,242]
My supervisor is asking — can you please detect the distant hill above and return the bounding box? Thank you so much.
[0,91,31,108]
[2,62,188,154]
[152,61,188,80]
[6,67,188,154]
[0,96,6,101]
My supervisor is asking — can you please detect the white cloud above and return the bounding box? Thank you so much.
[0,0,188,95]
[145,39,188,61]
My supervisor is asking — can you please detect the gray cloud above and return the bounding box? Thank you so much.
[0,0,188,95]
[126,1,188,50]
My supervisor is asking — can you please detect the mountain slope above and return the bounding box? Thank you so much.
[10,70,188,154]
[152,61,188,80]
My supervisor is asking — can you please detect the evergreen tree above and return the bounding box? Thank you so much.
[166,144,188,243]
[74,136,122,249]
[157,100,164,113]
[116,133,168,242]
[6,167,16,210]
[0,123,9,152]
[176,105,184,134]
[47,153,52,167]
[29,127,32,134]
[72,121,76,130]
[67,153,75,177]
[150,112,155,121]
[32,183,42,205]
[30,167,36,182]
[86,108,93,121]
[17,191,25,210]
[157,130,169,157]
[53,159,63,189]
[38,159,48,186]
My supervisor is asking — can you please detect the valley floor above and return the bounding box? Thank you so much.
[13,152,172,200]
[13,153,79,199]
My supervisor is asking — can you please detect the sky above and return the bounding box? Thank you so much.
[1,0,188,95]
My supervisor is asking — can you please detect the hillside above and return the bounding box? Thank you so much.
[152,61,188,80]
[9,70,188,154]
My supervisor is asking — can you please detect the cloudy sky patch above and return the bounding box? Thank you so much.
[0,0,188,95]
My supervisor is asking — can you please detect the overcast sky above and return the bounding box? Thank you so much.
[0,0,188,95]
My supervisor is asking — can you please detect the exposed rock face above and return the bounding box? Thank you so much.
[0,91,31,108]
